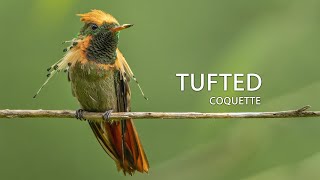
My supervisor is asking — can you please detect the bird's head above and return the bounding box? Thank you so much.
[77,9,133,36]
[77,10,133,63]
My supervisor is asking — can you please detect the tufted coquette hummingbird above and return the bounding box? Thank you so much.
[34,9,149,175]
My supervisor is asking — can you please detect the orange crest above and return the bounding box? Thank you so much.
[77,9,119,26]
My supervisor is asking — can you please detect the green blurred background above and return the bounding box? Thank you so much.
[0,0,319,179]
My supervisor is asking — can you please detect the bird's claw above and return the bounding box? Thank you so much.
[75,109,86,121]
[102,109,114,123]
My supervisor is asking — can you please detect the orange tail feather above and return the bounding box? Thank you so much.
[89,119,149,175]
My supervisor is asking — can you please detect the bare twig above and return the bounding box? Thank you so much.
[0,105,318,121]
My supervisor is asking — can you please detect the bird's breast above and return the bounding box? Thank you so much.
[69,61,118,112]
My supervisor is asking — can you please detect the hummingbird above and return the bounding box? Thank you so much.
[34,9,149,175]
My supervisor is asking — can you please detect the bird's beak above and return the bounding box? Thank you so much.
[111,24,133,32]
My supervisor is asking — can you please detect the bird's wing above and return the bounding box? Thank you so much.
[114,70,149,174]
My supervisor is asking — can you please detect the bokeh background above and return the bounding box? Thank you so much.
[0,0,319,179]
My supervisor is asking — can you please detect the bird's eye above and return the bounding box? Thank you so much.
[91,24,98,30]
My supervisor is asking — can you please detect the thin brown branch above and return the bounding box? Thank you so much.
[0,106,319,121]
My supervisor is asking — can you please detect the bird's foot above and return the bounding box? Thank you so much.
[102,109,114,124]
[75,109,86,121]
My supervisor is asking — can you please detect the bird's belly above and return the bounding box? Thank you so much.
[69,62,118,112]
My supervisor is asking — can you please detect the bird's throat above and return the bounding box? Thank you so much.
[86,31,118,64]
